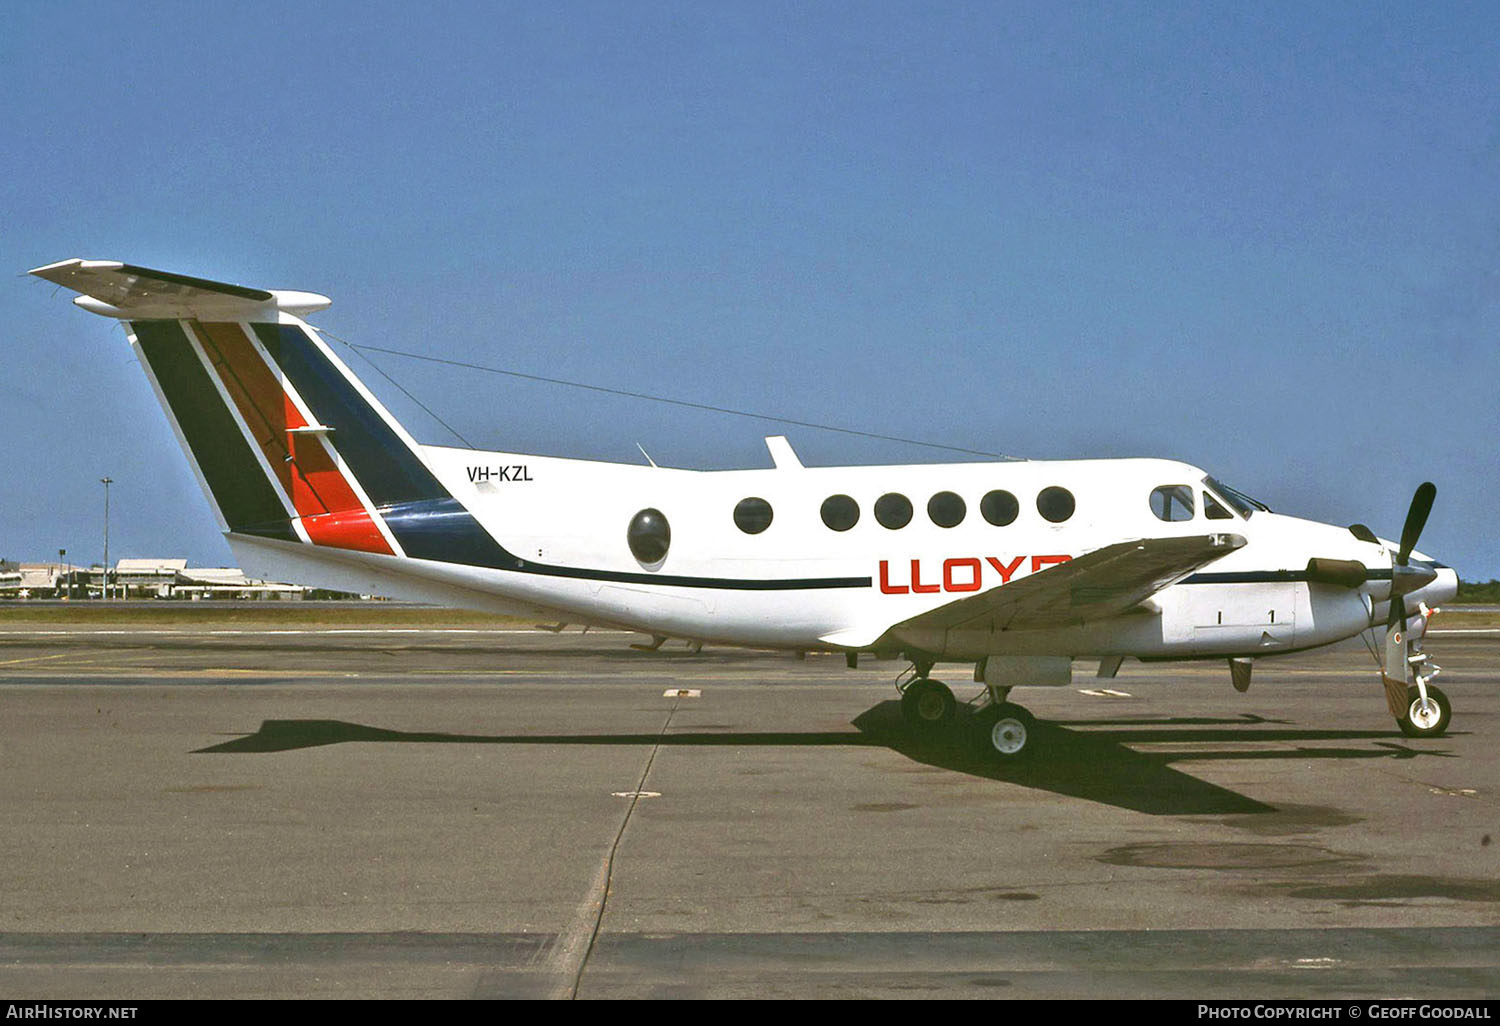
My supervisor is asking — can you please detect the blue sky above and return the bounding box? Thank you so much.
[4,2,1497,577]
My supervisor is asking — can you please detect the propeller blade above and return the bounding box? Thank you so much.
[1397,482,1436,566]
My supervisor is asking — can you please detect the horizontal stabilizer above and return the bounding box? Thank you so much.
[29,258,330,319]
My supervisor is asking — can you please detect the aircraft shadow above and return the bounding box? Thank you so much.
[193,701,1453,816]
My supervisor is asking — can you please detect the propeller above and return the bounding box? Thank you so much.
[1382,483,1438,718]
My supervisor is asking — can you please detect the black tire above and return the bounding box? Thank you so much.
[971,702,1036,760]
[1396,683,1451,738]
[901,678,956,733]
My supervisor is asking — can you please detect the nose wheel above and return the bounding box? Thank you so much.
[1396,683,1451,738]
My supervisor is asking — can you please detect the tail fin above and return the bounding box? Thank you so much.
[31,259,507,567]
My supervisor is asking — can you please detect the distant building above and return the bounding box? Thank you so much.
[171,567,304,600]
[0,557,352,601]
[112,558,188,598]
[0,563,80,599]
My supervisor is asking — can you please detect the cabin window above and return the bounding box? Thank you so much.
[1204,492,1233,520]
[627,508,671,565]
[733,497,774,535]
[1150,485,1195,522]
[927,491,966,528]
[1037,486,1075,523]
[820,494,860,532]
[980,489,1019,526]
[874,493,913,529]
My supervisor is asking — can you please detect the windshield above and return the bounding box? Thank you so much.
[1203,475,1271,518]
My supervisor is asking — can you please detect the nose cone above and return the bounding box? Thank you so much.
[1392,562,1438,597]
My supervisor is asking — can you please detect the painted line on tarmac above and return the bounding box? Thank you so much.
[0,627,631,637]
[545,690,683,999]
[0,652,88,667]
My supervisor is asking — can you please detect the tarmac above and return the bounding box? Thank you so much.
[0,613,1495,999]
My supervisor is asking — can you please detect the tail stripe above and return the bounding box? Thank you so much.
[252,323,518,567]
[194,321,301,498]
[252,323,447,506]
[133,321,299,542]
[194,321,393,556]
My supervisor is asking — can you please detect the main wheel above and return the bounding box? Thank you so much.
[1396,683,1450,738]
[971,702,1036,760]
[901,678,956,733]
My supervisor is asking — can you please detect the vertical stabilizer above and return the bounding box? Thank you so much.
[31,259,513,570]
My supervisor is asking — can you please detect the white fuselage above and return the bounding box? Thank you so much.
[27,260,1458,686]
[227,446,1458,663]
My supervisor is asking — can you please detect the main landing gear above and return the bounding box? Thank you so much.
[969,699,1036,760]
[897,664,1038,761]
[899,674,957,731]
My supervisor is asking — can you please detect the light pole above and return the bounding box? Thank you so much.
[58,548,68,600]
[100,477,112,601]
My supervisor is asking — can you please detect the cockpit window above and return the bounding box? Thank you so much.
[1203,492,1234,520]
[1150,485,1194,522]
[1203,475,1269,518]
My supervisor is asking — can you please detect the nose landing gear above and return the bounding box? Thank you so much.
[1382,619,1452,739]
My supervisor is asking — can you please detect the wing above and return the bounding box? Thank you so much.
[29,259,329,318]
[822,532,1245,650]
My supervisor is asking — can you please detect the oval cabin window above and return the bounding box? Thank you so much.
[1036,486,1075,524]
[927,491,966,528]
[874,493,913,530]
[980,490,1019,526]
[734,497,774,535]
[820,494,860,532]
[627,508,671,564]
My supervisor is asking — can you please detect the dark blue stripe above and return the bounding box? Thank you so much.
[377,498,523,569]
[252,323,449,507]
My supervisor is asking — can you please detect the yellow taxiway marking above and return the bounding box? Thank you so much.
[0,628,633,638]
[0,652,98,667]
[0,667,549,679]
